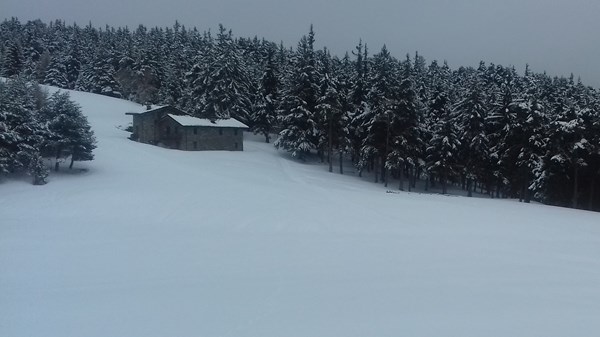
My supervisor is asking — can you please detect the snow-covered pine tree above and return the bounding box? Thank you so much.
[332,53,354,174]
[62,31,82,89]
[426,84,461,194]
[486,67,519,197]
[193,25,253,123]
[544,83,591,208]
[157,22,189,106]
[315,49,343,172]
[348,40,370,166]
[40,91,96,171]
[358,45,399,184]
[453,69,489,197]
[385,56,424,191]
[1,41,24,77]
[78,44,122,98]
[44,55,69,88]
[251,42,279,143]
[0,77,49,184]
[16,20,41,79]
[274,26,320,159]
[0,81,17,176]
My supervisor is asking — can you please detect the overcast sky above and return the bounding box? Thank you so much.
[2,0,600,86]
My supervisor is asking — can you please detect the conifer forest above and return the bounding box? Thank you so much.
[1,18,599,211]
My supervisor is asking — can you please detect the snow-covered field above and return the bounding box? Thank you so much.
[2,87,600,337]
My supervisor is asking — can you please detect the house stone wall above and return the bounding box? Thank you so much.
[180,126,244,151]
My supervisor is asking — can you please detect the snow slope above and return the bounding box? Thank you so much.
[2,87,600,337]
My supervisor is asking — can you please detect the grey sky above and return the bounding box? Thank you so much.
[3,0,600,86]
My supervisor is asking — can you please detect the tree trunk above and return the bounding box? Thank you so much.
[329,115,334,173]
[496,177,501,198]
[442,170,447,194]
[467,178,473,197]
[382,158,387,187]
[69,156,75,169]
[572,165,579,209]
[265,133,270,143]
[398,161,405,191]
[413,167,418,189]
[590,175,597,211]
[328,148,333,173]
[339,151,343,175]
[55,149,61,172]
[519,180,524,202]
[374,157,379,183]
[524,184,531,203]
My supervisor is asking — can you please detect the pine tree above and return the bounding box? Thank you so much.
[251,43,279,143]
[77,46,122,98]
[386,57,424,191]
[1,41,24,77]
[41,91,96,171]
[193,25,253,123]
[358,45,399,183]
[44,55,69,87]
[348,40,370,165]
[0,81,17,175]
[0,78,49,184]
[426,86,461,194]
[332,53,354,174]
[453,74,489,197]
[315,49,343,172]
[275,26,320,159]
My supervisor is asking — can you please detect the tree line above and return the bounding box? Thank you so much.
[0,77,96,184]
[1,18,599,210]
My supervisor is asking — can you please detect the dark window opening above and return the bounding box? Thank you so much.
[234,142,238,150]
[166,126,171,135]
[219,129,223,135]
[194,127,198,135]
[234,129,238,136]
[193,141,198,149]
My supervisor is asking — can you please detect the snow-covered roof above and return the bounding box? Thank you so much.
[167,114,248,128]
[125,105,167,115]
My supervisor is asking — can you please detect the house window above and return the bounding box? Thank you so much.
[234,142,238,150]
[234,129,238,136]
[193,141,198,149]
[166,126,171,135]
[219,129,223,136]
[194,127,198,135]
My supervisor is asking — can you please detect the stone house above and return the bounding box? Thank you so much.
[126,106,248,151]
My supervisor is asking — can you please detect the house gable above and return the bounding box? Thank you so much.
[126,106,187,144]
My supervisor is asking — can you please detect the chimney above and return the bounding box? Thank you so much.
[146,104,152,111]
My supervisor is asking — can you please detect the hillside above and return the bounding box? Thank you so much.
[2,87,600,337]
